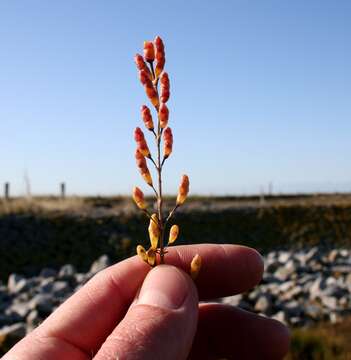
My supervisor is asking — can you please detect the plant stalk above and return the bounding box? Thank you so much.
[149,60,165,264]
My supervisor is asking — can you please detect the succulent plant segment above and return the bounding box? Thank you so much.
[132,36,201,275]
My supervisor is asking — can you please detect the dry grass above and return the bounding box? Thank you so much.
[1,193,351,216]
[287,318,351,359]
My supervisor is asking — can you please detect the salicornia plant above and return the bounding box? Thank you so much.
[132,36,201,279]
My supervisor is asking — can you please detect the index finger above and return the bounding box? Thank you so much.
[12,244,263,357]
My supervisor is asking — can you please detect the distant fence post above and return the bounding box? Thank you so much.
[60,182,66,199]
[4,182,10,200]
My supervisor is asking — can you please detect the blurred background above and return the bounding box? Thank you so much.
[0,1,350,358]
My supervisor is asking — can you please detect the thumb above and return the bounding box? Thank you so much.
[94,265,199,360]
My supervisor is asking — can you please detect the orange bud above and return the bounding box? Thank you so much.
[135,150,153,186]
[141,105,154,131]
[168,224,179,244]
[160,72,170,103]
[177,174,189,205]
[155,59,165,79]
[158,103,169,128]
[160,88,169,103]
[134,127,150,157]
[134,54,147,71]
[154,36,165,77]
[136,245,148,262]
[132,186,147,210]
[163,127,173,158]
[190,254,202,280]
[139,69,152,86]
[143,41,155,62]
[147,247,156,266]
[154,36,164,52]
[148,214,159,250]
[145,84,159,108]
[133,127,144,142]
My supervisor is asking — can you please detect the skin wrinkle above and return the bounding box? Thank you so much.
[26,331,90,360]
[39,333,90,358]
[95,277,198,360]
[39,263,144,356]
[36,291,102,354]
[86,269,138,353]
[83,279,101,310]
[105,270,130,313]
[98,308,169,360]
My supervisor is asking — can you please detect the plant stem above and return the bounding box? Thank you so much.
[148,155,158,168]
[149,60,166,264]
[157,113,165,264]
[165,204,179,225]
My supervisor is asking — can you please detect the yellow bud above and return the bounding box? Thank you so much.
[176,174,190,205]
[142,171,153,186]
[190,254,202,280]
[147,248,156,266]
[132,187,147,209]
[148,214,159,250]
[136,245,148,263]
[168,225,179,244]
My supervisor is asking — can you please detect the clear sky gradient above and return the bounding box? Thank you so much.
[0,1,350,196]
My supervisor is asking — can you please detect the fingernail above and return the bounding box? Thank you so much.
[137,265,188,309]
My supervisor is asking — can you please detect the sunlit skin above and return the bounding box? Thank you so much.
[3,244,290,360]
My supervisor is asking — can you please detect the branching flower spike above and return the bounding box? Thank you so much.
[132,36,202,277]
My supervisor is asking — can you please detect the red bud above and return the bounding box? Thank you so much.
[139,69,152,86]
[154,36,165,77]
[134,127,150,157]
[135,150,153,185]
[163,127,173,158]
[145,84,159,108]
[134,54,147,71]
[158,103,169,128]
[141,105,154,130]
[143,41,155,62]
[160,72,170,103]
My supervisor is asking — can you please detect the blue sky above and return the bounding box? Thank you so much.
[0,1,350,196]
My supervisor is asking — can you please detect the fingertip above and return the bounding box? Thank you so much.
[136,264,198,310]
[220,244,264,289]
[94,265,199,360]
[268,318,291,359]
[245,247,264,286]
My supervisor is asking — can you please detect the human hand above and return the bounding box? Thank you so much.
[3,244,290,359]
